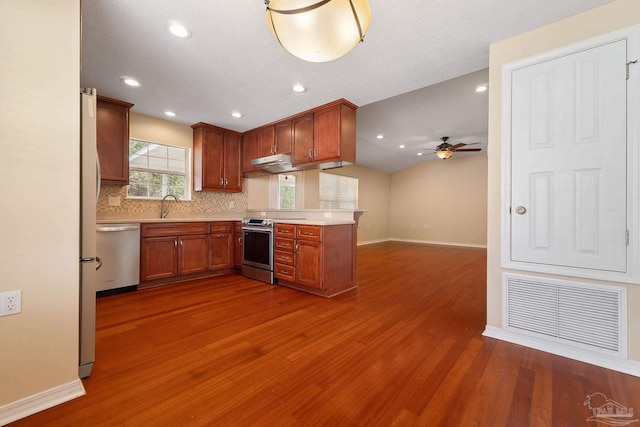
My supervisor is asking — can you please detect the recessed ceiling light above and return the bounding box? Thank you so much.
[292,84,306,93]
[121,77,140,87]
[169,23,191,39]
[376,134,384,139]
[475,84,488,93]
[164,111,176,117]
[231,112,243,118]
[416,152,423,156]
[399,145,405,149]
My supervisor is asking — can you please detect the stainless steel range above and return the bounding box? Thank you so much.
[241,218,275,284]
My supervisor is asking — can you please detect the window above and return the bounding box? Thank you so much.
[319,172,358,209]
[278,174,296,209]
[127,139,190,200]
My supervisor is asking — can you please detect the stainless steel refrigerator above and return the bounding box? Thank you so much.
[79,88,99,378]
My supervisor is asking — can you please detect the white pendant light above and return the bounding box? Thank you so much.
[265,0,371,63]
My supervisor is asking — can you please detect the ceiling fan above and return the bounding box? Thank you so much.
[423,136,482,159]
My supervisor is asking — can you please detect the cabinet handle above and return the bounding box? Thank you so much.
[224,178,228,186]
[274,145,278,154]
[313,147,318,156]
[174,240,178,248]
[219,178,224,185]
[295,244,299,253]
[179,240,183,247]
[308,149,313,158]
[238,237,242,244]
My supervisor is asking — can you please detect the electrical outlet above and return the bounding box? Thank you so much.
[0,290,22,317]
[324,212,332,218]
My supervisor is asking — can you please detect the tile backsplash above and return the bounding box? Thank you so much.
[97,180,248,220]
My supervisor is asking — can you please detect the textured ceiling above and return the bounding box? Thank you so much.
[81,0,614,173]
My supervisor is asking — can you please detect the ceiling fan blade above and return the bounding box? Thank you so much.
[454,148,482,152]
[450,143,467,149]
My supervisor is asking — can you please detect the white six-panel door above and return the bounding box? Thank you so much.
[509,39,628,273]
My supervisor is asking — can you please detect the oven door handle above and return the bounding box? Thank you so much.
[242,226,274,233]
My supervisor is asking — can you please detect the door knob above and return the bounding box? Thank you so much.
[515,206,527,215]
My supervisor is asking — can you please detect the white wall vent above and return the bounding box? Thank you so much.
[504,274,626,356]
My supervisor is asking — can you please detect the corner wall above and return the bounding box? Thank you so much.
[0,0,82,410]
[487,0,640,360]
[390,155,488,247]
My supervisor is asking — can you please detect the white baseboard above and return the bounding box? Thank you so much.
[483,326,640,377]
[357,238,487,248]
[0,379,85,426]
[357,238,393,246]
[390,238,487,249]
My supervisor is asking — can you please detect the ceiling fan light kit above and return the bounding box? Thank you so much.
[427,136,482,160]
[265,0,371,63]
[436,149,454,159]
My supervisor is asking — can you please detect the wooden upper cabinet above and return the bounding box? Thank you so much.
[274,120,293,155]
[224,131,242,192]
[242,129,260,173]
[96,95,133,185]
[259,125,276,157]
[312,101,356,164]
[291,114,314,165]
[192,123,242,192]
[242,99,357,174]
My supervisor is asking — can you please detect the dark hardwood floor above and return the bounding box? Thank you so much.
[9,242,640,426]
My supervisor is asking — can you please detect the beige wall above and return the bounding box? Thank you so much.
[0,0,81,406]
[487,0,640,360]
[390,155,488,247]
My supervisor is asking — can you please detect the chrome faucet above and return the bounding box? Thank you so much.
[161,194,179,218]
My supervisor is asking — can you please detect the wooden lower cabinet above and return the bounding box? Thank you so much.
[210,222,234,270]
[274,223,356,297]
[140,221,237,288]
[140,236,178,281]
[179,234,209,275]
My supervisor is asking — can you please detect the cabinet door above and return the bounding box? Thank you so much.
[274,120,292,155]
[313,105,341,162]
[193,125,225,191]
[224,131,242,192]
[178,234,209,275]
[292,114,314,165]
[96,96,133,185]
[296,240,322,288]
[259,125,275,157]
[210,232,234,270]
[202,127,225,190]
[140,236,177,281]
[242,129,260,173]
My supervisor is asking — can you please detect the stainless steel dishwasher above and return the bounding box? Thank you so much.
[96,223,140,293]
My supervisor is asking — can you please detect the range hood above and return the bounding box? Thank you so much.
[251,153,351,174]
[251,153,298,173]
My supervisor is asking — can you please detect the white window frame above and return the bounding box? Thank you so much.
[126,138,192,201]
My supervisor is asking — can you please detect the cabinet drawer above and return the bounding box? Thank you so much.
[275,223,295,237]
[274,263,295,282]
[297,225,322,241]
[141,222,209,238]
[274,250,295,266]
[210,222,233,234]
[274,237,295,252]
